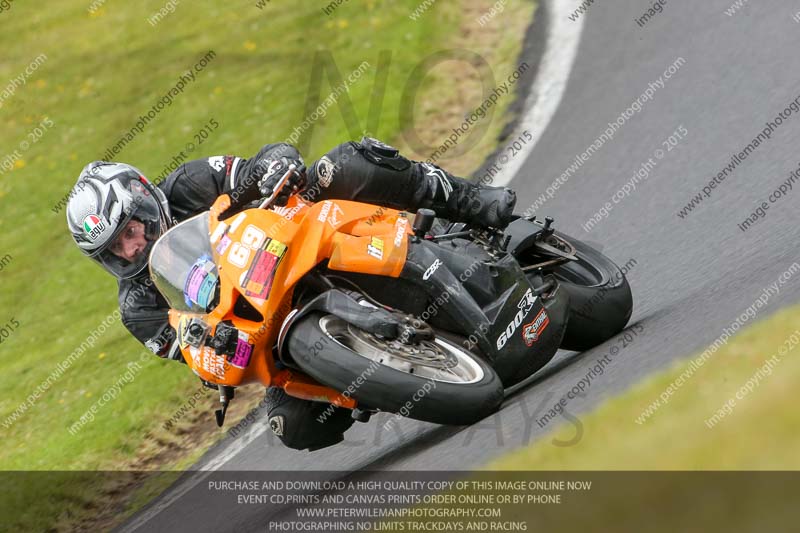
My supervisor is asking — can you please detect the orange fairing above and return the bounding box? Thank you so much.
[167,194,411,406]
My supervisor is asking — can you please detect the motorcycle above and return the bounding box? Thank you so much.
[149,167,633,428]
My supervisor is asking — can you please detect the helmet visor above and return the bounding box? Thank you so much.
[93,236,156,279]
[89,180,165,279]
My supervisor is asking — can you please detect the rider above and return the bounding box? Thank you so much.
[65,137,516,451]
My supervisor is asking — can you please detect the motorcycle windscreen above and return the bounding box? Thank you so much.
[148,212,220,313]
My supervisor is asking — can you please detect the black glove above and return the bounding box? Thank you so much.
[257,157,307,207]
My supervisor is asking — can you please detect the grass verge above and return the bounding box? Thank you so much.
[0,0,536,530]
[487,305,800,470]
[471,305,800,530]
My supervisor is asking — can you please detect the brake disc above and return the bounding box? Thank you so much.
[347,324,458,371]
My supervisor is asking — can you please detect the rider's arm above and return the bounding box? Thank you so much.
[159,155,245,220]
[118,277,178,359]
[162,144,303,219]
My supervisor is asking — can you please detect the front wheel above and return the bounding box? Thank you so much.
[287,313,504,425]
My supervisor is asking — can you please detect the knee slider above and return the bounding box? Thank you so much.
[265,388,354,451]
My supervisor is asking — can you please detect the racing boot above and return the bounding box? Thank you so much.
[417,163,517,228]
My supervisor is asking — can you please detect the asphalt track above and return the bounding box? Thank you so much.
[121,0,800,530]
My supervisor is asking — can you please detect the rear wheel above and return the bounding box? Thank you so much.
[521,232,633,351]
[287,313,504,425]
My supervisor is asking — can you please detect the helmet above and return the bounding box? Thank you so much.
[66,161,171,279]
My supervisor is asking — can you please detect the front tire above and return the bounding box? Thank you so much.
[287,313,504,425]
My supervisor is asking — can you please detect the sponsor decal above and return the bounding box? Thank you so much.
[316,156,336,188]
[422,258,442,280]
[394,215,409,246]
[273,203,303,220]
[189,345,226,379]
[177,315,190,349]
[209,221,228,243]
[366,237,384,260]
[269,415,285,436]
[184,257,218,310]
[328,204,344,228]
[522,308,550,346]
[83,214,106,241]
[215,234,232,255]
[317,200,333,223]
[496,288,537,350]
[201,347,226,379]
[239,238,288,299]
[229,331,253,369]
[318,201,344,227]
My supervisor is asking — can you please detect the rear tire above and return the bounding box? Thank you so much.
[287,313,504,425]
[548,233,633,351]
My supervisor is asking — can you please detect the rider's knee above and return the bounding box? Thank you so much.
[264,387,354,452]
[308,138,415,197]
